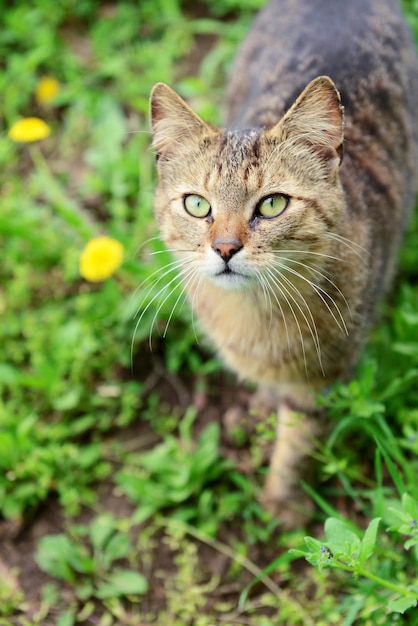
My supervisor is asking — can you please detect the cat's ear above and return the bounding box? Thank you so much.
[150,83,214,160]
[269,76,344,166]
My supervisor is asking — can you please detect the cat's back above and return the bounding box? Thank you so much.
[227,0,418,136]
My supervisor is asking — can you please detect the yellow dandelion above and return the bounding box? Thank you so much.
[79,236,124,282]
[35,76,61,105]
[8,117,51,142]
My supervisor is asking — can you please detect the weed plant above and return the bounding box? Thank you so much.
[0,0,418,624]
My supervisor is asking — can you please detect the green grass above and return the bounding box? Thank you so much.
[1,0,418,624]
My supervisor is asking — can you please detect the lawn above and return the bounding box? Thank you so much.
[1,1,418,624]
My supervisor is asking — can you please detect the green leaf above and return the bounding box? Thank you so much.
[75,579,95,601]
[0,432,18,468]
[324,518,361,559]
[290,536,334,570]
[388,494,418,548]
[387,596,418,614]
[36,535,77,582]
[72,555,96,575]
[52,387,82,411]
[304,536,323,553]
[289,549,308,559]
[404,536,418,550]
[102,532,131,565]
[96,569,148,599]
[374,439,407,496]
[56,608,76,626]
[358,517,381,566]
[89,514,116,551]
[0,363,21,387]
[402,493,418,519]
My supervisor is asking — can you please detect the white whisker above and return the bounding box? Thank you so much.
[254,268,273,334]
[189,272,204,343]
[133,234,162,257]
[272,254,352,320]
[272,260,349,335]
[325,232,372,262]
[272,268,322,352]
[149,248,196,256]
[147,264,194,348]
[265,268,310,375]
[266,267,324,376]
[162,265,200,339]
[131,261,192,360]
[271,248,348,264]
[257,270,292,356]
[132,258,188,307]
[126,129,152,136]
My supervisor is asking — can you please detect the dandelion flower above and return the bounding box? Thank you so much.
[79,236,124,282]
[8,117,51,142]
[35,76,61,105]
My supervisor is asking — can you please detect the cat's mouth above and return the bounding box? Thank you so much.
[216,266,247,278]
[211,265,253,289]
[217,266,234,276]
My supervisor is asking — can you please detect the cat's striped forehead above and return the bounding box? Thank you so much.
[221,128,261,155]
[205,128,267,195]
[218,129,261,168]
[206,128,268,195]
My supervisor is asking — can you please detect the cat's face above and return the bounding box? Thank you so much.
[150,77,345,293]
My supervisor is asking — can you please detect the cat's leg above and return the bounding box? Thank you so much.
[260,396,325,528]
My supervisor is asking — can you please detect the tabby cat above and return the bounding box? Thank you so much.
[149,0,418,525]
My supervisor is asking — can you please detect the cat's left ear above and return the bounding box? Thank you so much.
[270,76,344,167]
[150,83,215,160]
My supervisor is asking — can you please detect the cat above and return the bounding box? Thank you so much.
[149,0,418,526]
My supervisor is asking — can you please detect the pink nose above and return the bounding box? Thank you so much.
[211,239,243,262]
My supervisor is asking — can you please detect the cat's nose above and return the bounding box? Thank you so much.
[212,239,243,262]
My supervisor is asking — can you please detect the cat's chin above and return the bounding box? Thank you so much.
[207,270,254,291]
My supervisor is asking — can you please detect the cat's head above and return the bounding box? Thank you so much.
[150,77,344,291]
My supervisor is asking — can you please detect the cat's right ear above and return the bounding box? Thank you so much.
[150,83,214,160]
[269,76,344,168]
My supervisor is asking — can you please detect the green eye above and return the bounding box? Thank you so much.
[257,194,289,218]
[184,194,211,218]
